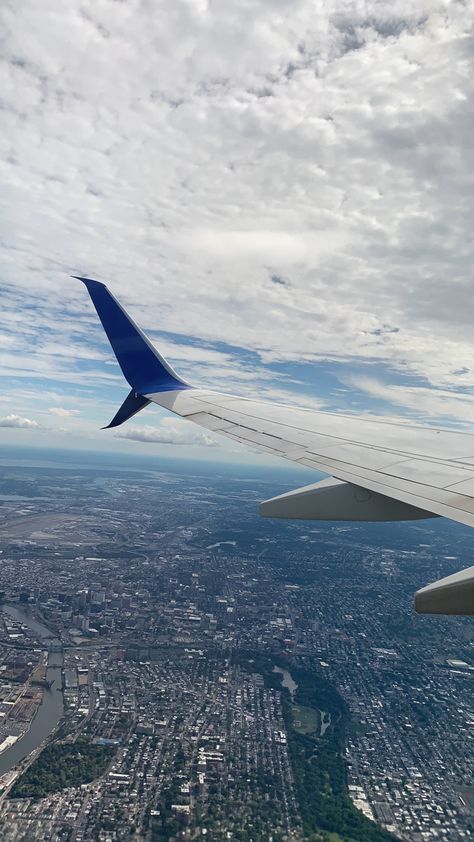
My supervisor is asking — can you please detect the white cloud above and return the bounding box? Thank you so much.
[1,0,474,431]
[115,423,217,447]
[0,413,39,429]
[345,375,474,425]
[49,407,80,417]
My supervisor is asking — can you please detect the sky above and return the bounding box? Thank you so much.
[1,0,474,465]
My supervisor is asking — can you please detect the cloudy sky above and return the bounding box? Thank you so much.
[1,0,473,463]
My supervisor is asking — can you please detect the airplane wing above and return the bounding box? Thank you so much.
[78,277,474,616]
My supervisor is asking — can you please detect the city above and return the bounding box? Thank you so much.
[0,450,472,841]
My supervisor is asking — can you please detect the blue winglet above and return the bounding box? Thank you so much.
[75,277,190,396]
[102,389,152,429]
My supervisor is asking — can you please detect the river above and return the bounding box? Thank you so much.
[0,605,64,774]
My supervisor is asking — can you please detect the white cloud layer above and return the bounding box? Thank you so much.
[345,375,474,425]
[49,407,80,417]
[1,0,473,430]
[115,422,217,447]
[0,413,39,429]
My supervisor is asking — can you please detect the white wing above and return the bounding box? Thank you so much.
[78,277,474,615]
[151,388,474,530]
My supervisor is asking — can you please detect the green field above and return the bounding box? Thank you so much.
[291,703,321,735]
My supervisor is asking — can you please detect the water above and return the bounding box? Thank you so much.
[0,606,64,774]
[206,541,237,549]
[320,711,331,736]
[273,665,298,701]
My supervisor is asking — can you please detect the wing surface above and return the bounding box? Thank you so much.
[149,388,474,529]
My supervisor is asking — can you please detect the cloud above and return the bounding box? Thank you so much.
[0,413,39,429]
[345,375,474,425]
[115,423,217,447]
[49,407,80,417]
[1,0,473,437]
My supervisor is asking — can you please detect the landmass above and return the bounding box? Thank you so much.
[0,451,471,840]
